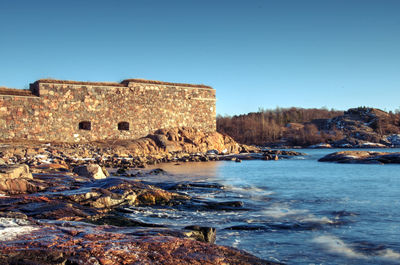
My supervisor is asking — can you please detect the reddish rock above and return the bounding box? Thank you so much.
[73,164,108,179]
[0,178,46,195]
[0,224,277,265]
[0,164,32,179]
[0,164,45,195]
[30,163,69,173]
[318,151,400,164]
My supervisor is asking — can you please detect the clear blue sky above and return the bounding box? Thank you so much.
[1,0,399,115]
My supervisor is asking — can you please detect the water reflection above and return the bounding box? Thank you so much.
[144,161,222,182]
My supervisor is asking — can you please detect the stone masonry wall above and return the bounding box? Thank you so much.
[0,79,216,142]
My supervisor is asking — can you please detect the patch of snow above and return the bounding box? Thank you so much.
[309,143,331,148]
[0,218,38,241]
[359,142,386,147]
[385,134,400,145]
[39,159,53,164]
[343,155,360,159]
[206,150,218,155]
[74,157,96,161]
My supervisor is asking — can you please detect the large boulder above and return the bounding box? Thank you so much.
[73,164,108,179]
[0,164,41,195]
[122,128,246,157]
[0,164,32,179]
[184,225,217,244]
[0,179,46,195]
[385,134,400,146]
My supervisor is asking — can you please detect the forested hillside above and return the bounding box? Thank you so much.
[217,107,400,147]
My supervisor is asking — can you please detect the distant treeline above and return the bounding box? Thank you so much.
[216,107,400,146]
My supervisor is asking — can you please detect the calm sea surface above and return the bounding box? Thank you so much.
[130,149,400,265]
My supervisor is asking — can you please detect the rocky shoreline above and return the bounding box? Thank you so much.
[0,127,304,169]
[3,126,398,264]
[0,164,284,265]
[0,168,278,264]
[0,128,297,264]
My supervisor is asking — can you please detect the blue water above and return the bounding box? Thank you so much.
[131,149,400,265]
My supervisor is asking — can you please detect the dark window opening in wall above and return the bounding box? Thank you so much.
[79,121,91,130]
[118,122,130,131]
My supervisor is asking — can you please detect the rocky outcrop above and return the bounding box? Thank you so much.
[0,128,286,264]
[0,179,47,195]
[318,151,400,164]
[121,127,244,156]
[0,222,276,265]
[0,164,32,179]
[0,127,256,169]
[308,143,332,148]
[72,164,108,179]
[63,177,189,210]
[184,225,217,244]
[269,107,400,148]
[0,176,191,221]
[0,162,281,264]
[319,107,399,148]
[0,164,44,195]
[385,134,400,146]
[219,150,306,162]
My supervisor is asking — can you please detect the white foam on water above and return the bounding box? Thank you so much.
[312,235,400,262]
[378,249,400,261]
[262,206,308,218]
[312,235,366,259]
[232,238,241,248]
[0,218,38,241]
[299,215,335,224]
[226,185,274,196]
[262,205,337,225]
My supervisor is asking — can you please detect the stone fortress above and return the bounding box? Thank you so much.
[0,79,216,142]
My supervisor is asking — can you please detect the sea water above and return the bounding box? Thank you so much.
[130,149,400,265]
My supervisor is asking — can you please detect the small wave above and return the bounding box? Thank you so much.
[312,235,366,259]
[313,235,400,262]
[226,185,274,195]
[299,216,336,225]
[262,206,344,226]
[330,210,359,217]
[292,156,306,160]
[262,206,308,218]
[232,238,241,248]
[379,249,400,260]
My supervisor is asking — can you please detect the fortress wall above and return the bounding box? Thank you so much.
[0,80,216,142]
[0,95,43,140]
